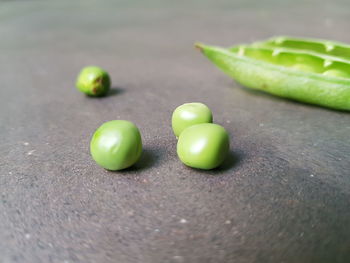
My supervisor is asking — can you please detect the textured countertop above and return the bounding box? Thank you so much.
[1,1,350,262]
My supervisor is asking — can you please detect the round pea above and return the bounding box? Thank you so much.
[90,120,142,170]
[323,69,350,79]
[76,66,111,96]
[177,123,229,170]
[172,102,213,137]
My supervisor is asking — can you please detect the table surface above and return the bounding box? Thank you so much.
[1,1,350,262]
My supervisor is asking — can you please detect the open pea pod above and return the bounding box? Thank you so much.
[196,37,350,111]
[254,36,350,60]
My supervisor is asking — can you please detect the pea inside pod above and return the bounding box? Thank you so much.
[196,37,350,111]
[255,36,350,60]
[230,45,350,76]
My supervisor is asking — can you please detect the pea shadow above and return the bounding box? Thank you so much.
[86,86,125,98]
[118,147,159,173]
[241,86,349,113]
[108,86,125,97]
[217,149,244,171]
[189,149,244,175]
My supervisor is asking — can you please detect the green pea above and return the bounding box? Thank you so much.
[76,66,111,96]
[172,102,213,137]
[90,120,142,170]
[177,123,229,170]
[323,69,350,79]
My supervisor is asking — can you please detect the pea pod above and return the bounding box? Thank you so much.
[196,37,350,111]
[253,36,350,60]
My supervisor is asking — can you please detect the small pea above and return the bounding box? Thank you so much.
[323,69,350,79]
[177,123,229,170]
[172,102,213,137]
[90,120,142,170]
[76,66,111,96]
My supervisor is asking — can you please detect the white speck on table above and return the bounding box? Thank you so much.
[180,219,187,224]
[27,150,36,155]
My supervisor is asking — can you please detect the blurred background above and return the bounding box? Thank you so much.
[1,0,350,263]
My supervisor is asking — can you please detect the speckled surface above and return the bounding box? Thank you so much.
[1,1,350,262]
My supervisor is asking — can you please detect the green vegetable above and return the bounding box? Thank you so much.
[90,120,142,170]
[177,123,229,170]
[196,36,350,111]
[254,36,350,60]
[76,66,111,96]
[172,102,213,137]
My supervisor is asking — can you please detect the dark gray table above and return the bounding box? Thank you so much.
[1,1,350,262]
